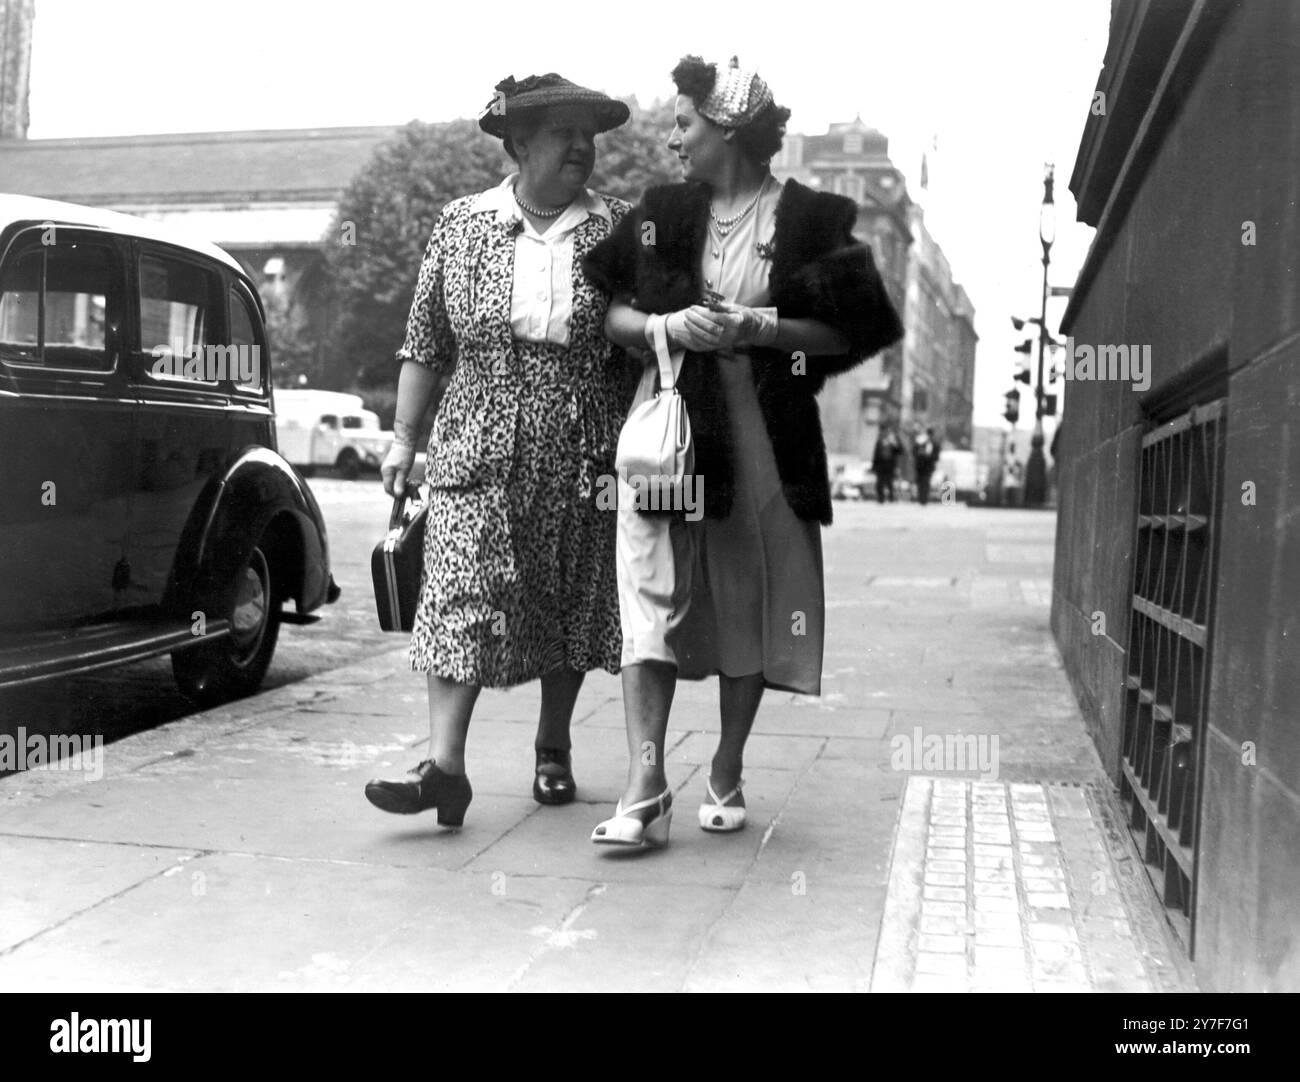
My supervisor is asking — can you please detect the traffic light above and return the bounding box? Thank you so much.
[1004,388,1021,424]
[1014,339,1033,355]
[1014,366,1031,384]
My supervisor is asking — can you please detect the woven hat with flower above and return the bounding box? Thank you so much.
[478,73,630,138]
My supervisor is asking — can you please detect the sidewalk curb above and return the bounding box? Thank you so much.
[869,776,928,991]
[0,644,411,809]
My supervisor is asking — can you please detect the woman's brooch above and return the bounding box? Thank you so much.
[755,240,775,261]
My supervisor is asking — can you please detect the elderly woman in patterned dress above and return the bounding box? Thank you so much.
[363,74,632,827]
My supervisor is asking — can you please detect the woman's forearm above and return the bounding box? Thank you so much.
[607,300,850,358]
[605,300,651,351]
[392,360,439,445]
[770,317,850,357]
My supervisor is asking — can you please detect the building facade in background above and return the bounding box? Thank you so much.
[1054,0,1299,990]
[0,0,35,139]
[902,203,976,452]
[774,117,976,467]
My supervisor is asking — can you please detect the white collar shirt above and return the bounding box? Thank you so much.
[472,174,612,348]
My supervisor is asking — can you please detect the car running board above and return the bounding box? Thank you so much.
[0,617,233,689]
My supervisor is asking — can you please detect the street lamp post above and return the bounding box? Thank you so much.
[1024,164,1055,507]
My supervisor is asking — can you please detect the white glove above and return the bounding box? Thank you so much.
[712,302,780,348]
[658,306,728,353]
[381,440,416,498]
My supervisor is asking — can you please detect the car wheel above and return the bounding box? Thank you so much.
[336,449,360,480]
[173,544,281,708]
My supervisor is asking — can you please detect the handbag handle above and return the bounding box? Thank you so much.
[388,481,424,533]
[646,314,685,393]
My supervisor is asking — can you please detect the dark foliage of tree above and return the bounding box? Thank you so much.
[589,97,677,201]
[323,118,504,391]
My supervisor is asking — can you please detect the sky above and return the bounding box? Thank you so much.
[23,0,1113,427]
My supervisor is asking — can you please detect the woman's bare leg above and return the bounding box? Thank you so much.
[619,661,677,803]
[537,666,584,750]
[427,674,481,774]
[712,672,765,803]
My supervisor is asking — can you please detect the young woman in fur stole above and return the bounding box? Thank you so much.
[583,55,903,848]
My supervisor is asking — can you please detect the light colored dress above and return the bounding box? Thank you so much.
[617,175,825,695]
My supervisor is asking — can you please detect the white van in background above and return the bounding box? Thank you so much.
[274,389,394,479]
[935,450,987,505]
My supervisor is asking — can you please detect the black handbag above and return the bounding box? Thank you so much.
[371,483,427,632]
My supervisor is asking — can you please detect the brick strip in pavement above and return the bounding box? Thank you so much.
[870,777,1194,992]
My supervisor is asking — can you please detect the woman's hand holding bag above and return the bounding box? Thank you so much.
[381,440,416,497]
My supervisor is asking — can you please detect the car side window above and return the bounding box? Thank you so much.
[228,287,264,392]
[0,238,115,370]
[140,252,217,383]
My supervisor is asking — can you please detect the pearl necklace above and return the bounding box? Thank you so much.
[709,184,764,236]
[514,190,572,218]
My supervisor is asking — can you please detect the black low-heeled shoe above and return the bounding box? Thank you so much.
[533,747,576,806]
[364,759,472,826]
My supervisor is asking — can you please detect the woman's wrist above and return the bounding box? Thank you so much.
[392,418,419,449]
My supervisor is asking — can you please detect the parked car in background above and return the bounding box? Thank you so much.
[829,458,913,502]
[830,460,873,500]
[0,194,339,706]
[273,389,394,479]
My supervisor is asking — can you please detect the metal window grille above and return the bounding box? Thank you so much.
[1120,397,1225,953]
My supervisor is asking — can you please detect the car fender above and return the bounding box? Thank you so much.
[166,446,333,619]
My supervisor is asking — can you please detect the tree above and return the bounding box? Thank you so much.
[324,118,504,390]
[323,100,680,391]
[263,287,319,388]
[589,97,677,201]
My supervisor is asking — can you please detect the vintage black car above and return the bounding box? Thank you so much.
[0,195,339,706]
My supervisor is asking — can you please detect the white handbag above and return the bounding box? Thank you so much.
[615,315,695,511]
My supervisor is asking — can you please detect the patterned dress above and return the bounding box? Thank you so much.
[397,184,632,686]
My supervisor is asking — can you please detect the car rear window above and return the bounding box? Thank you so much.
[140,253,215,382]
[0,239,115,370]
[228,287,264,391]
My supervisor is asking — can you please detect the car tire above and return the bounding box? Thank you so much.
[173,543,281,708]
[336,449,360,480]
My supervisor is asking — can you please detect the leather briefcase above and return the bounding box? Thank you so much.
[371,483,427,632]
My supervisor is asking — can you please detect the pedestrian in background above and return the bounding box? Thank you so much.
[364,74,633,828]
[872,425,903,503]
[1003,458,1024,507]
[913,426,940,505]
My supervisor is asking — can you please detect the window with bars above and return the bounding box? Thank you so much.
[1120,397,1224,953]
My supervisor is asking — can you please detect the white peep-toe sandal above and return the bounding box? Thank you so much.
[698,778,746,832]
[591,788,673,848]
